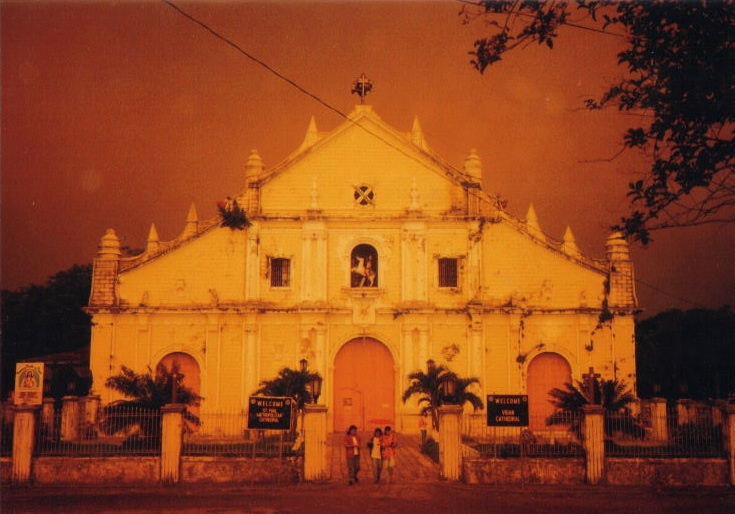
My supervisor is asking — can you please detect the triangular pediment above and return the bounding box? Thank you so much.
[256,106,478,216]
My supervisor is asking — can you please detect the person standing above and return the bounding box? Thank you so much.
[367,427,383,483]
[381,426,397,483]
[419,415,428,449]
[343,425,361,485]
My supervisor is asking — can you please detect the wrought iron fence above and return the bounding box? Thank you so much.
[605,405,725,458]
[34,406,161,456]
[182,409,301,459]
[462,412,584,458]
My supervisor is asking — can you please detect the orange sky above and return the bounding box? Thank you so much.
[2,0,734,315]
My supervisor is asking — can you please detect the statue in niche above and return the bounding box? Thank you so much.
[350,244,378,287]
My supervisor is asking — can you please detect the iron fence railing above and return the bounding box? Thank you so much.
[462,412,584,458]
[182,410,301,459]
[34,406,161,456]
[605,407,725,458]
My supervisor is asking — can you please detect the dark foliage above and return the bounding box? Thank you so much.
[217,198,251,230]
[466,1,735,243]
[1,264,92,397]
[254,366,323,411]
[546,378,642,439]
[636,306,735,400]
[401,360,483,431]
[101,361,202,441]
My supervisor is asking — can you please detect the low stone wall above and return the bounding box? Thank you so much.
[606,458,728,486]
[16,456,302,486]
[32,456,159,485]
[463,456,730,486]
[463,457,585,485]
[181,456,302,484]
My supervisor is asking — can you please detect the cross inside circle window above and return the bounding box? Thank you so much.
[353,184,375,206]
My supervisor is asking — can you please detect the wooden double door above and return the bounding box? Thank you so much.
[333,337,395,432]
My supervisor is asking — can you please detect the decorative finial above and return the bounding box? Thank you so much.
[351,73,373,104]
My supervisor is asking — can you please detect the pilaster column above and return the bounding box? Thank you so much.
[245,325,258,402]
[12,405,39,485]
[418,327,429,371]
[582,404,605,485]
[437,404,463,481]
[304,404,328,481]
[315,325,327,378]
[402,328,414,375]
[161,404,185,485]
[469,323,483,378]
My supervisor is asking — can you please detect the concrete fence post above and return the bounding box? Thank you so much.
[676,399,694,425]
[161,404,185,485]
[41,398,56,441]
[303,404,328,481]
[649,397,669,442]
[437,405,463,481]
[582,404,605,485]
[81,394,100,438]
[60,396,80,442]
[12,405,39,485]
[724,402,735,487]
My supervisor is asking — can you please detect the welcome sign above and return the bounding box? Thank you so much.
[248,396,293,430]
[486,395,529,427]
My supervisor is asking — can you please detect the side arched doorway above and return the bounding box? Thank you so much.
[159,352,201,407]
[333,337,394,432]
[526,352,571,430]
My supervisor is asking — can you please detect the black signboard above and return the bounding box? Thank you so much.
[248,396,293,430]
[486,395,529,427]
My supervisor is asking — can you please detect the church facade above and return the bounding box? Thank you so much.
[87,104,638,432]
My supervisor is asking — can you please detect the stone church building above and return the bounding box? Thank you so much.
[87,103,638,432]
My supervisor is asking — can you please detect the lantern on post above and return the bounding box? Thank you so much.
[439,374,457,405]
[310,375,323,404]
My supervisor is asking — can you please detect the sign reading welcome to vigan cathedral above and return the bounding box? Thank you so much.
[248,397,293,430]
[487,395,529,427]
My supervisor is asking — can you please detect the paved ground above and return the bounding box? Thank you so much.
[327,431,438,483]
[4,482,734,513]
[3,432,734,513]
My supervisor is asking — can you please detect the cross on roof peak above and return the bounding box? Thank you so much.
[351,73,373,104]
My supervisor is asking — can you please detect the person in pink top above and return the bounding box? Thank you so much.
[381,425,397,483]
[343,425,361,485]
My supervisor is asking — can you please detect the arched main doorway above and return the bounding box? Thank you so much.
[333,337,394,432]
[526,352,571,430]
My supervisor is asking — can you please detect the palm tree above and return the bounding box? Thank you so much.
[253,366,323,433]
[546,378,643,439]
[401,360,483,431]
[101,361,202,441]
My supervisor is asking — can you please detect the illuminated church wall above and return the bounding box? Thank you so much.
[88,104,637,432]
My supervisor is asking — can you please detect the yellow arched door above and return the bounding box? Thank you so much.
[527,352,571,430]
[333,337,394,432]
